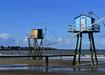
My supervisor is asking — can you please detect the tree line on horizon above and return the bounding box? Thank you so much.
[0,45,57,50]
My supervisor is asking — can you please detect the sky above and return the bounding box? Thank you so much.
[0,0,105,49]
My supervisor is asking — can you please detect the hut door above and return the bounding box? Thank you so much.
[80,17,86,31]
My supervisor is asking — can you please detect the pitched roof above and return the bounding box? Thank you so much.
[74,14,93,19]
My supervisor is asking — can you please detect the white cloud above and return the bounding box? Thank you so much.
[0,33,9,40]
[0,33,16,46]
[58,37,63,42]
[58,37,71,45]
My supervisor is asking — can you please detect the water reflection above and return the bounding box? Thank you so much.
[0,64,104,73]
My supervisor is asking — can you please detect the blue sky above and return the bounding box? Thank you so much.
[0,0,105,49]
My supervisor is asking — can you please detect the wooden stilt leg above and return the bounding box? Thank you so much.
[73,34,79,65]
[88,33,94,66]
[91,33,98,66]
[73,32,98,66]
[40,39,43,60]
[78,33,82,64]
[28,38,31,59]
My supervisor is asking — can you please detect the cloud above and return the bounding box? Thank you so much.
[49,37,75,49]
[58,37,63,42]
[0,33,16,46]
[0,33,9,40]
[58,37,74,45]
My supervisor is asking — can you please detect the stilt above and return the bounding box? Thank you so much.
[88,32,94,66]
[73,32,98,66]
[68,13,100,66]
[32,39,43,60]
[27,29,44,60]
[78,33,82,64]
[90,33,98,66]
[73,34,79,65]
[28,38,31,59]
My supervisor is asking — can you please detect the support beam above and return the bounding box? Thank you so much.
[90,33,98,66]
[73,32,98,66]
[78,33,82,64]
[28,38,43,60]
[88,33,94,66]
[73,34,79,65]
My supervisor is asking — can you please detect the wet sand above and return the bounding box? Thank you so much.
[0,59,74,66]
[0,59,105,75]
